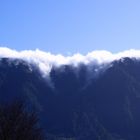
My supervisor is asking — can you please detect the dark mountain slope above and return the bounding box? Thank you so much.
[1,57,140,139]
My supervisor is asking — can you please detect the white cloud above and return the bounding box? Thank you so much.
[0,47,140,75]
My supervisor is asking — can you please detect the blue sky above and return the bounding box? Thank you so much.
[0,0,140,55]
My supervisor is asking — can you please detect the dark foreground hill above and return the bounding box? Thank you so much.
[1,57,140,140]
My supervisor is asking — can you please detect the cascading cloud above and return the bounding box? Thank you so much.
[0,47,140,75]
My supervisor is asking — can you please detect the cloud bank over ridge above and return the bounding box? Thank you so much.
[0,47,140,75]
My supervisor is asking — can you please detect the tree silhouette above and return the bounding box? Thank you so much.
[0,101,45,140]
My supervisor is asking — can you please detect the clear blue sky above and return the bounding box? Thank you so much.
[0,0,140,55]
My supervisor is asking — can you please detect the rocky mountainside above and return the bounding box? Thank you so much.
[0,57,140,140]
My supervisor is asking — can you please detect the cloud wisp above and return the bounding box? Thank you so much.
[0,47,140,75]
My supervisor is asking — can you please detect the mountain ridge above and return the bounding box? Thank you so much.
[0,57,140,139]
